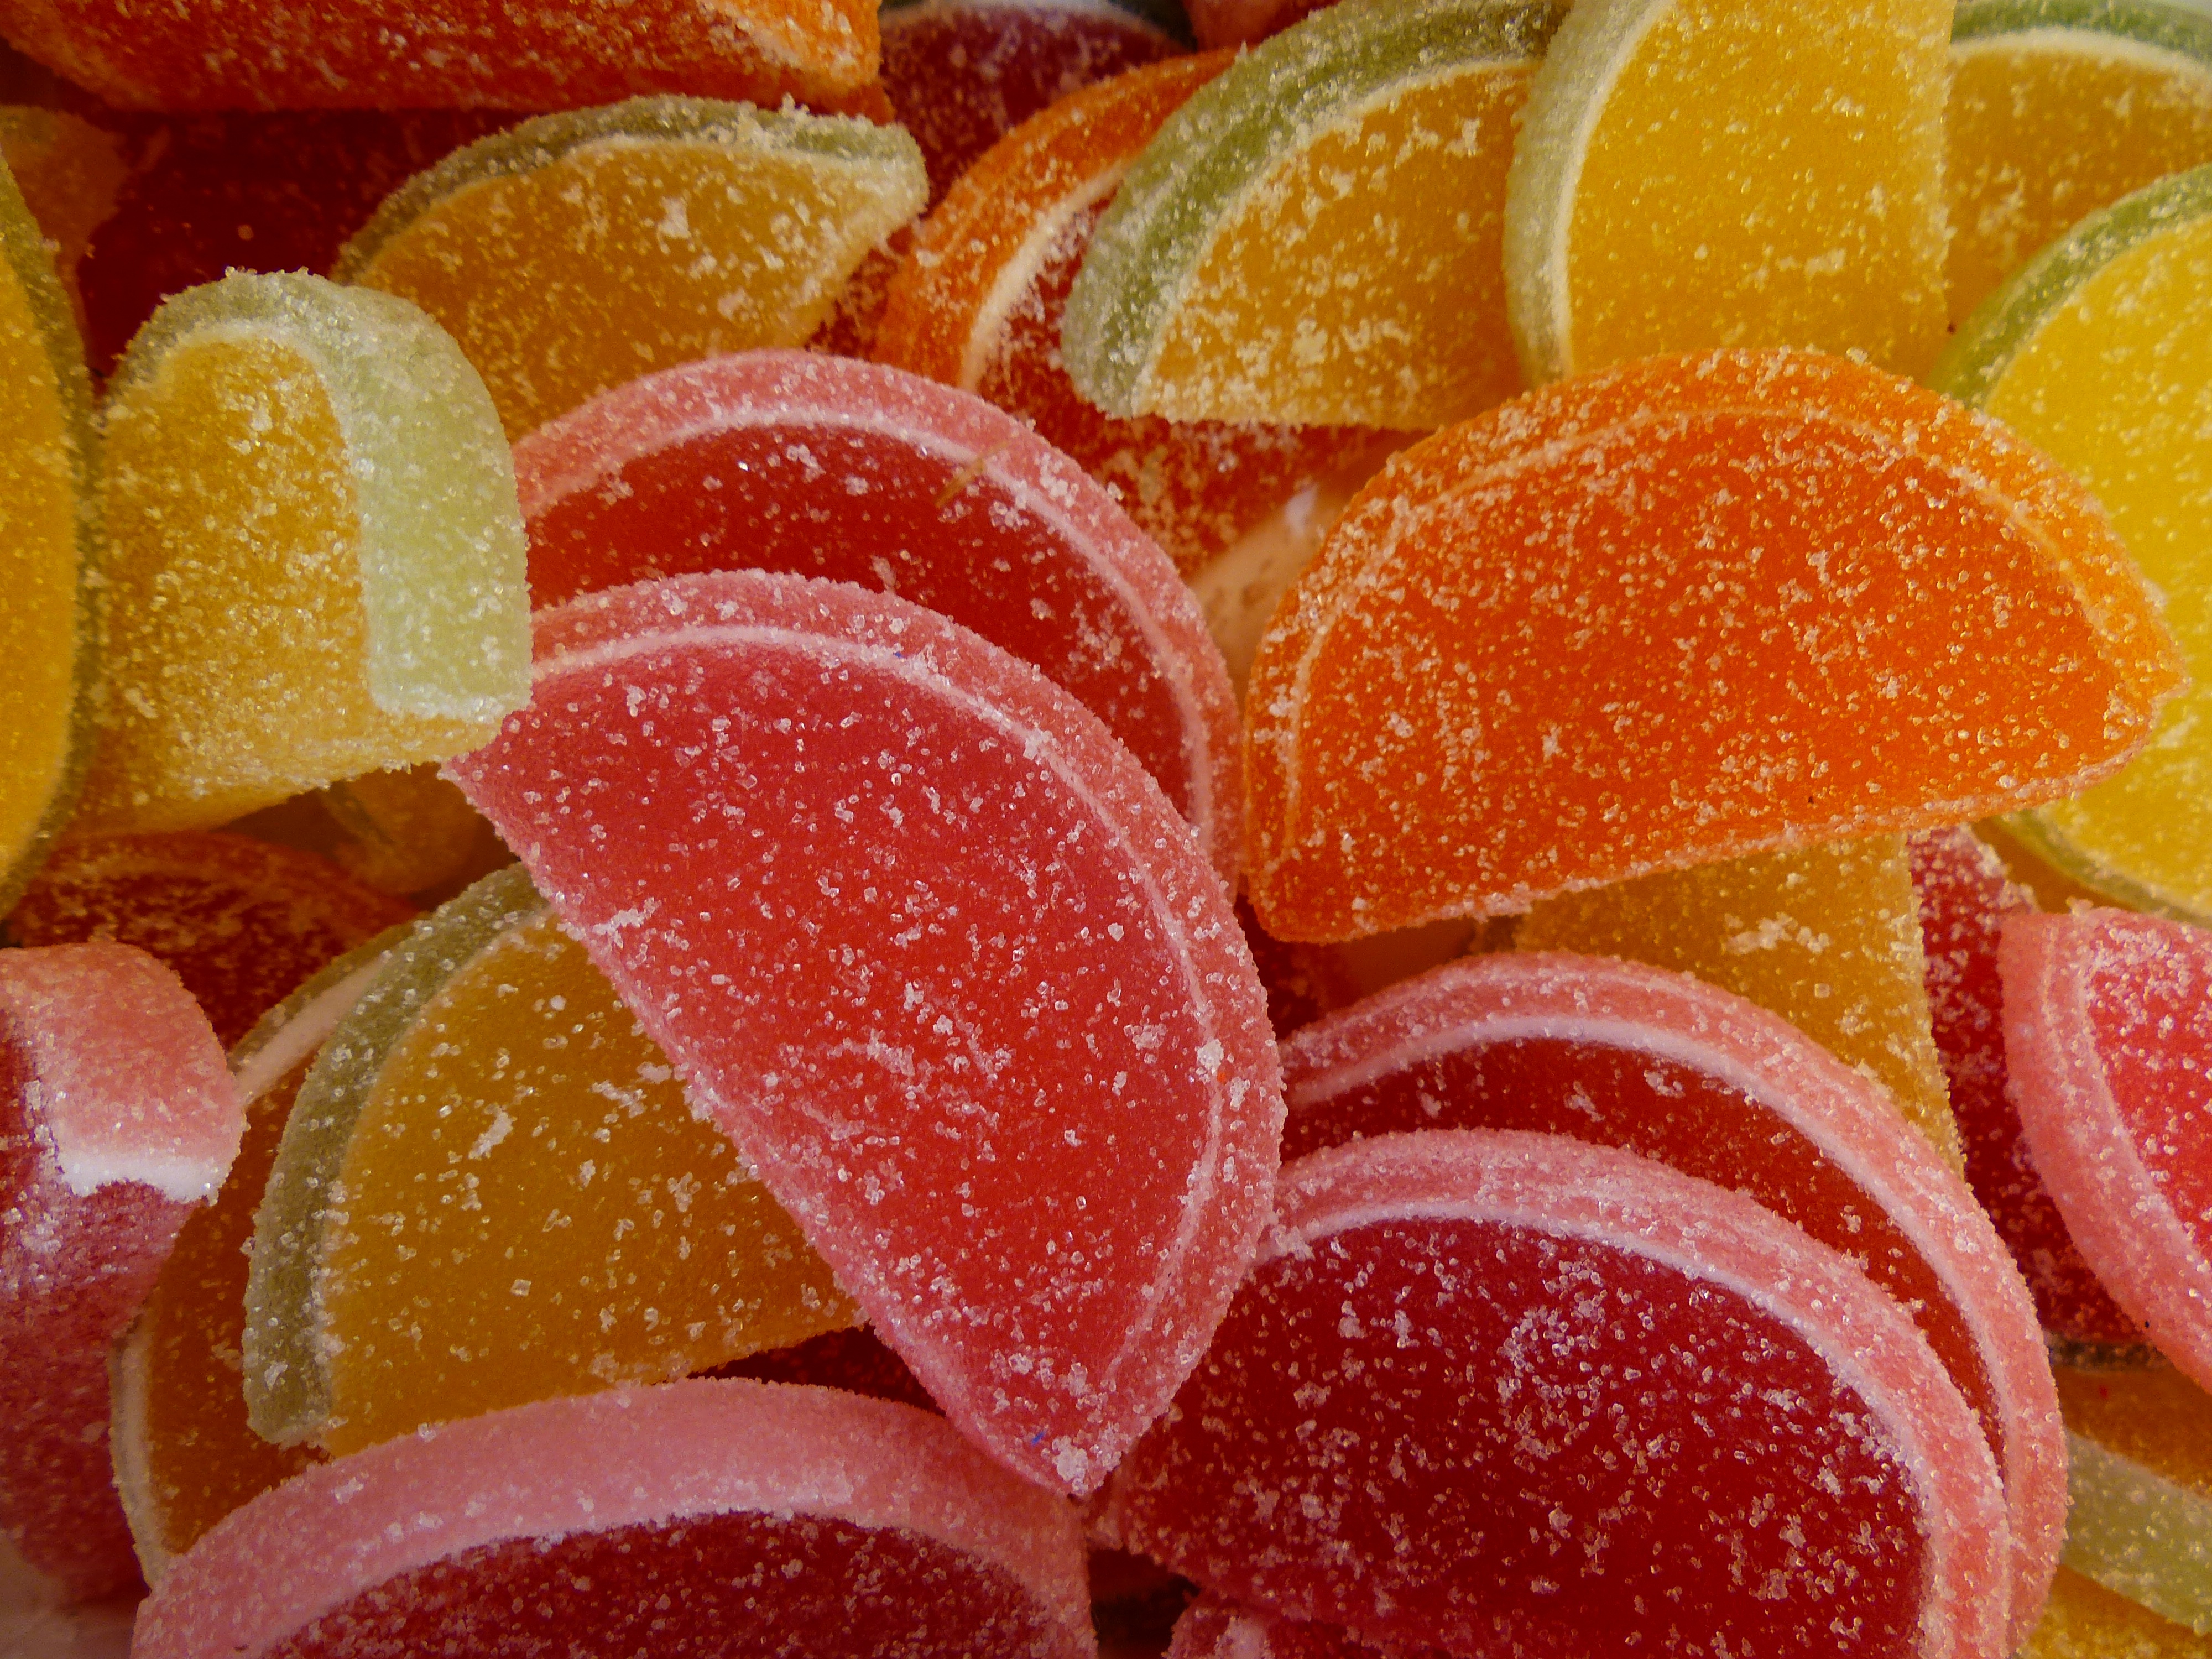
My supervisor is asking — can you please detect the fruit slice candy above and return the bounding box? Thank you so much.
[1503,0,1951,382]
[1934,167,2212,923]
[0,105,125,322]
[1171,1597,1443,1658]
[0,152,95,916]
[1245,348,2184,941]
[229,764,509,901]
[77,272,528,836]
[243,865,857,1454]
[1065,0,1556,429]
[132,1380,1094,1659]
[1187,0,1326,49]
[1947,0,2212,329]
[1277,950,2062,1641]
[873,54,1383,574]
[2004,910,2212,1391]
[880,0,1180,202]
[2055,1363,2212,1635]
[7,831,416,1048]
[517,349,1241,881]
[1910,826,2143,1348]
[0,945,238,1600]
[340,99,925,439]
[447,571,1282,1494]
[2025,1567,2212,1659]
[0,0,883,114]
[1517,837,1960,1162]
[109,943,398,1577]
[1104,1130,2011,1657]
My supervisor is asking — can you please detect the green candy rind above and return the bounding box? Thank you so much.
[1062,0,1562,418]
[242,865,545,1448]
[2064,1430,2212,1634]
[0,153,101,916]
[1953,0,2212,59]
[110,270,530,726]
[226,924,420,1102]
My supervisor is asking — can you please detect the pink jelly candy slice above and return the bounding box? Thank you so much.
[1910,827,2141,1349]
[1104,1129,2012,1659]
[515,349,1241,883]
[2003,909,2212,1389]
[446,570,1282,1494]
[1275,949,2060,1643]
[0,944,238,1600]
[131,1378,1094,1659]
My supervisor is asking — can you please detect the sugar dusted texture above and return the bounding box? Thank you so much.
[1243,348,2184,942]
[1503,0,1951,382]
[1518,837,1961,1165]
[2055,1365,2212,1634]
[0,0,882,112]
[2023,1566,2212,1659]
[880,0,1178,203]
[77,271,528,834]
[446,570,1281,1494]
[1936,165,2212,924]
[132,1379,1095,1659]
[1064,0,1557,429]
[517,349,1243,884]
[1947,0,2212,329]
[1909,827,2142,1348]
[340,99,926,439]
[2003,911,2212,1392]
[7,832,416,1048]
[872,54,1384,575]
[1171,1596,1448,1658]
[0,945,237,1600]
[1105,1129,2012,1658]
[1277,950,2061,1642]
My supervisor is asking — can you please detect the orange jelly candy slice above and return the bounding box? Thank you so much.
[1244,348,2183,941]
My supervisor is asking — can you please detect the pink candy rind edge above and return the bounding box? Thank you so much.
[131,1379,1095,1659]
[1277,947,2062,1644]
[1257,1129,2014,1659]
[509,348,1245,888]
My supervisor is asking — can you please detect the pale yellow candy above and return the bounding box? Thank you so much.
[2024,1567,2212,1659]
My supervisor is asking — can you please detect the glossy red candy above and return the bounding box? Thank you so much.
[516,349,1241,881]
[446,571,1281,1495]
[1105,1130,2011,1659]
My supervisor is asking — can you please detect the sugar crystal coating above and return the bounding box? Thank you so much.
[2056,1364,2212,1635]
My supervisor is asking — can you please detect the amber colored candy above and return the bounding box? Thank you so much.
[0,0,884,114]
[340,99,926,437]
[6,832,414,1048]
[2054,1364,2212,1636]
[2025,1568,2212,1659]
[227,766,510,903]
[0,106,124,320]
[1244,348,2183,941]
[244,867,858,1456]
[1947,0,2212,328]
[1518,838,1960,1164]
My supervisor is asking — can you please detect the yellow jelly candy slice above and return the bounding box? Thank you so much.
[2057,1365,2212,1635]
[0,152,95,914]
[78,272,528,836]
[1936,168,2212,921]
[243,867,858,1455]
[1503,0,1951,382]
[2025,1568,2212,1659]
[1516,838,1961,1166]
[1063,0,1559,428]
[1947,0,2212,329]
[340,97,926,438]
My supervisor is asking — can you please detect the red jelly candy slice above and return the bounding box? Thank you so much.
[516,349,1241,883]
[446,570,1281,1493]
[1172,1595,1444,1658]
[2004,909,2212,1389]
[131,1379,1093,1659]
[1910,826,2141,1349]
[1275,949,2060,1643]
[1104,1130,2011,1658]
[5,831,416,1048]
[0,944,237,1600]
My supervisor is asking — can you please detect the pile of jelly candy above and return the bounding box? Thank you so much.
[6,0,2212,1654]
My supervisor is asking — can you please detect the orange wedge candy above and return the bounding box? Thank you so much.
[1245,348,2183,941]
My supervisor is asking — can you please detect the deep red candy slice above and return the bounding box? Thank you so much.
[2004,909,2212,1390]
[1105,1130,2011,1659]
[1275,948,2060,1642]
[1172,1596,1444,1658]
[131,1379,1093,1659]
[516,349,1241,883]
[0,944,238,1600]
[1910,826,2141,1348]
[446,570,1282,1494]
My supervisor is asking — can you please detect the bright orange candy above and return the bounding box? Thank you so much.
[1244,348,2182,941]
